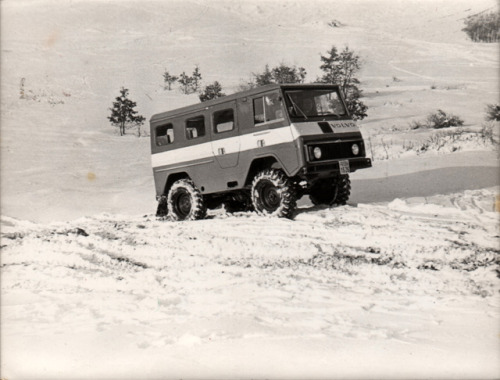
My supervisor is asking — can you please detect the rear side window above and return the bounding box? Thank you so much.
[156,123,174,146]
[185,116,205,140]
[253,93,283,125]
[213,109,234,133]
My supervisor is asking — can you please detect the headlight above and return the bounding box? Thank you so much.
[313,146,322,160]
[351,143,360,155]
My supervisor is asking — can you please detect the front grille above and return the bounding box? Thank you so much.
[307,140,365,161]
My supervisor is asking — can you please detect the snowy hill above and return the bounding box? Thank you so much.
[1,0,499,378]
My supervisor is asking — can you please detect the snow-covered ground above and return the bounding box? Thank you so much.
[1,0,499,379]
[2,186,499,379]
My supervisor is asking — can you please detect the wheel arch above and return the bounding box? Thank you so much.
[163,172,190,195]
[244,155,288,186]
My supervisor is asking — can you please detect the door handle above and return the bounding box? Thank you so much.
[218,147,225,155]
[257,139,265,148]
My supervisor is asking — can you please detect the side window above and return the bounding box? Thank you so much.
[213,109,234,133]
[253,97,265,124]
[185,115,205,140]
[156,123,174,146]
[253,92,283,125]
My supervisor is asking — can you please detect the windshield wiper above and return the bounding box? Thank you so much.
[287,94,308,120]
[319,110,345,119]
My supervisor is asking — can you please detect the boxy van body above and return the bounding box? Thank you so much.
[150,83,371,220]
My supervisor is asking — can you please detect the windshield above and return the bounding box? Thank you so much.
[284,88,347,119]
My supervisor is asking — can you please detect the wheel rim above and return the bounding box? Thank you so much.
[173,190,192,218]
[260,182,281,211]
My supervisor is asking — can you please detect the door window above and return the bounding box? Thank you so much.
[253,92,283,125]
[156,123,174,146]
[185,116,205,139]
[213,109,235,133]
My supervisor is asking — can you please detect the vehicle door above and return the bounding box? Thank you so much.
[210,101,240,168]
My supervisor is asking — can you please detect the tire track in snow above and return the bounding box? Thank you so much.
[1,188,498,340]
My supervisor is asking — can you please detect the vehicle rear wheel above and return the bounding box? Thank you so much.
[251,169,297,219]
[167,179,207,221]
[309,174,351,206]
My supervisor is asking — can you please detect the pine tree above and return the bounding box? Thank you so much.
[319,46,340,84]
[108,87,146,136]
[319,46,367,120]
[344,86,368,121]
[178,66,203,94]
[20,77,26,99]
[272,64,307,84]
[463,11,500,43]
[192,65,202,92]
[297,67,307,83]
[319,46,361,91]
[199,81,225,102]
[485,104,500,121]
[254,64,273,86]
[163,70,178,90]
[253,63,306,86]
[178,72,194,94]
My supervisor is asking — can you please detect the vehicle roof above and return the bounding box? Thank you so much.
[150,83,340,123]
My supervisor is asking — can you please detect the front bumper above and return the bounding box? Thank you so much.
[302,157,372,177]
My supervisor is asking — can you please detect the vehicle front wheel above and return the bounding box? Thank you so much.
[167,179,207,221]
[156,195,169,217]
[309,174,351,206]
[251,169,297,219]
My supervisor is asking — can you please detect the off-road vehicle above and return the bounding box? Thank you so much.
[150,84,371,220]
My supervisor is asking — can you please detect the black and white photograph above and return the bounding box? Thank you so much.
[1,0,499,378]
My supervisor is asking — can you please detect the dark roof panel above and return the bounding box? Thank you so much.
[150,83,340,123]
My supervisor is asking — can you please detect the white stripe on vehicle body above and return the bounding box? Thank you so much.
[239,125,295,151]
[151,141,213,168]
[151,121,360,169]
[151,125,296,169]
